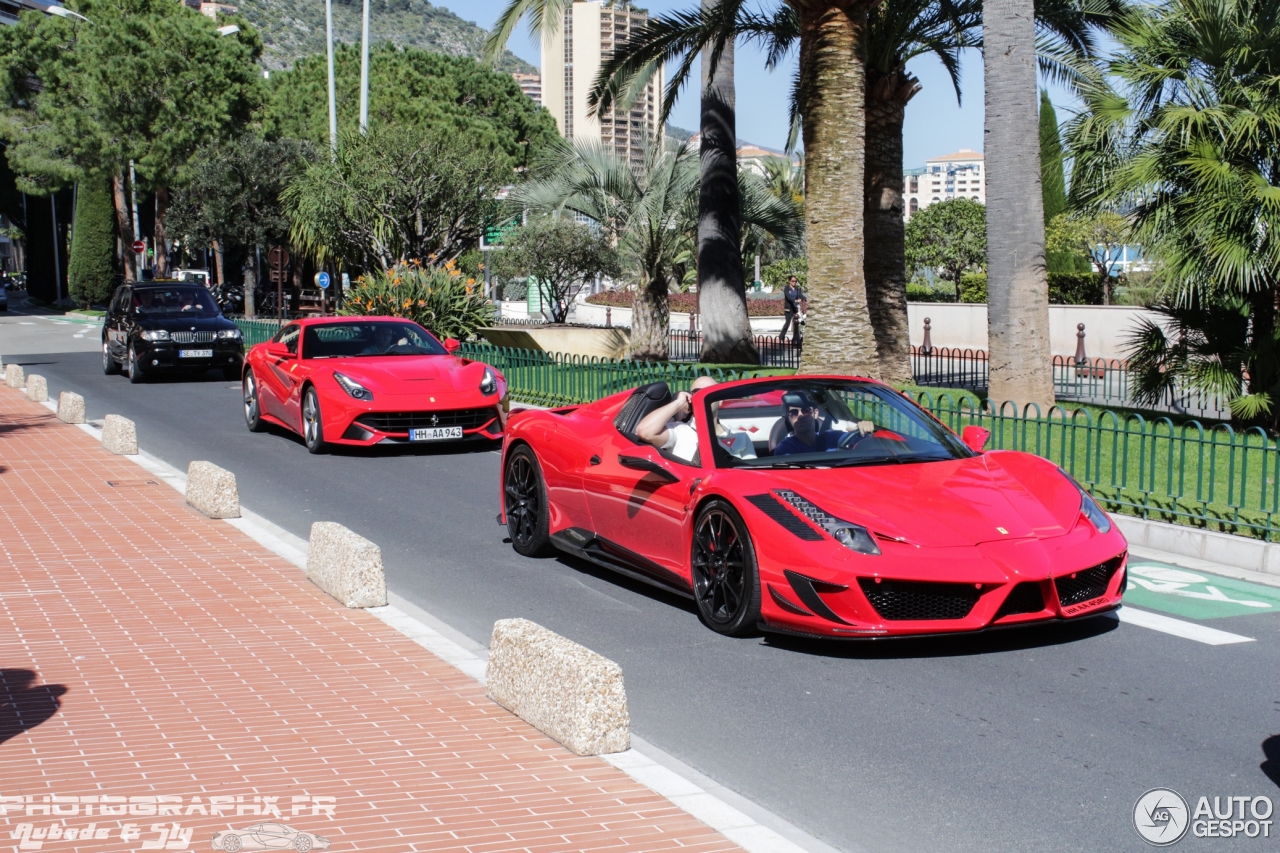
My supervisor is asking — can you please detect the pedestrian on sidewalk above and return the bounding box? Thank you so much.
[779,275,806,346]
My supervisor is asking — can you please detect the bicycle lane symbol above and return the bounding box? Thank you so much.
[1123,560,1280,620]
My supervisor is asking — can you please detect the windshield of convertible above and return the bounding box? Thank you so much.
[706,380,973,469]
[132,286,219,317]
[302,321,447,359]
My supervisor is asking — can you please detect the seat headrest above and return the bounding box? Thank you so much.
[613,381,672,443]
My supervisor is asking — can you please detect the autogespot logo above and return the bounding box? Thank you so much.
[1134,788,1190,846]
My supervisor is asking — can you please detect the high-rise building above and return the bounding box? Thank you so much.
[512,72,542,107]
[903,149,985,221]
[541,1,664,165]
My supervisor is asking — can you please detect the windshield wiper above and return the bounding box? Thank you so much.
[753,460,832,469]
[829,454,951,468]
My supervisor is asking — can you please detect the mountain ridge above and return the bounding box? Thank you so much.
[236,0,535,72]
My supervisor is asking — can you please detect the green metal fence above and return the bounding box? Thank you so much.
[911,392,1279,542]
[235,318,284,348]
[457,342,777,407]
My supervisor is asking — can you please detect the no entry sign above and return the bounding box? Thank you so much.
[131,240,146,254]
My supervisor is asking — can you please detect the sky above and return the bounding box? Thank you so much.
[437,0,1082,169]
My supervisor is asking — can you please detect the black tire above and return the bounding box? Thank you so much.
[302,387,326,454]
[243,370,266,433]
[690,500,762,636]
[102,340,120,375]
[222,835,242,853]
[126,345,146,384]
[504,445,552,557]
[222,365,240,382]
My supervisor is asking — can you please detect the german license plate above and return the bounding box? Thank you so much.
[409,426,463,441]
[179,349,213,358]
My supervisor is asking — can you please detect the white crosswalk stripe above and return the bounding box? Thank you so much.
[1115,606,1255,645]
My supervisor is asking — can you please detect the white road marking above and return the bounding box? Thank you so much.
[18,321,34,325]
[1117,607,1255,645]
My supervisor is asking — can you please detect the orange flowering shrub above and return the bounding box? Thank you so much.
[338,262,494,340]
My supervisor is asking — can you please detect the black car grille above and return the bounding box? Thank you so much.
[745,494,824,541]
[1055,556,1123,607]
[857,578,981,621]
[355,408,496,432]
[169,331,217,343]
[995,582,1046,619]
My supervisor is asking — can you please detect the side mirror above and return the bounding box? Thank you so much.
[962,425,991,452]
[264,342,291,359]
[443,338,461,353]
[617,449,682,483]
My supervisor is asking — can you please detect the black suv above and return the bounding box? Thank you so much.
[102,281,245,383]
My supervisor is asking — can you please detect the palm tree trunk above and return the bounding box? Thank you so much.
[864,70,918,383]
[153,187,170,278]
[982,0,1054,408]
[696,16,758,365]
[630,273,671,360]
[111,173,136,282]
[796,0,881,377]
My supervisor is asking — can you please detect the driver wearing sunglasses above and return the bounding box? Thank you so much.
[773,392,876,456]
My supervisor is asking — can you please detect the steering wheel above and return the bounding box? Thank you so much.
[837,429,863,449]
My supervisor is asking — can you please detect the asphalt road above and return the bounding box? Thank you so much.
[6,313,1280,852]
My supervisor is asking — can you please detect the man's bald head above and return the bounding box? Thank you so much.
[690,376,717,393]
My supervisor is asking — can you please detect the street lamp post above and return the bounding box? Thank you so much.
[325,0,338,156]
[358,0,370,133]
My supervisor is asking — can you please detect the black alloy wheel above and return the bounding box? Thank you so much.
[243,370,266,432]
[126,345,145,384]
[302,387,326,454]
[102,340,120,375]
[504,445,552,557]
[691,500,762,636]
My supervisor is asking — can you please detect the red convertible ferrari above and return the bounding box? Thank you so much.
[242,317,506,453]
[500,376,1128,638]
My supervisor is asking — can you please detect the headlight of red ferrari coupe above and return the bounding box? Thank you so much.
[1059,468,1112,533]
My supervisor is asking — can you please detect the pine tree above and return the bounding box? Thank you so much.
[68,178,117,308]
[1040,89,1076,273]
[1040,90,1068,224]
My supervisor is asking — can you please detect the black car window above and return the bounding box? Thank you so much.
[301,321,446,359]
[114,288,132,314]
[274,324,301,355]
[131,286,219,318]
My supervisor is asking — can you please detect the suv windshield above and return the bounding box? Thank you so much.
[707,380,973,469]
[132,286,219,318]
[302,321,447,359]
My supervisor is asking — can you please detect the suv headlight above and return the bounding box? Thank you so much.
[1059,468,1112,533]
[217,329,242,340]
[141,330,169,341]
[479,368,498,396]
[333,372,373,401]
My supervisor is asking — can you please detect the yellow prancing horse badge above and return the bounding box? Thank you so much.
[997,527,1009,535]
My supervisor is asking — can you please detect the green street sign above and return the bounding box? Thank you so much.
[1122,559,1280,620]
[481,218,519,249]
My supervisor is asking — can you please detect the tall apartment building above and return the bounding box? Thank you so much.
[903,149,985,221]
[512,72,542,107]
[541,1,664,165]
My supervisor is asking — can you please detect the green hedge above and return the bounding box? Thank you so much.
[958,272,1105,305]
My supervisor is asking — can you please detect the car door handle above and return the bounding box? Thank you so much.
[589,455,601,465]
[617,453,680,483]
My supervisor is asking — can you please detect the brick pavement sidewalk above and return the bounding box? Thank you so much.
[0,389,743,853]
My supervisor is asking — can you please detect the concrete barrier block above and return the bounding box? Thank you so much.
[5,363,23,389]
[185,461,241,519]
[25,374,47,402]
[101,414,138,455]
[486,618,629,756]
[306,522,387,608]
[57,391,86,424]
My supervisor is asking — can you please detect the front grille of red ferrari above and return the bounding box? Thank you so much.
[1054,555,1123,606]
[994,582,1046,619]
[355,408,495,432]
[856,579,981,621]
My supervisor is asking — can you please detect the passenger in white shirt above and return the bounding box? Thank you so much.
[635,376,718,463]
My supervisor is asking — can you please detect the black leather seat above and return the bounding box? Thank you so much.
[613,382,672,444]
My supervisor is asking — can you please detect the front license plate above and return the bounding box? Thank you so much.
[179,349,213,358]
[409,426,464,442]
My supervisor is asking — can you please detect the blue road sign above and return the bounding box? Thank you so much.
[316,272,331,289]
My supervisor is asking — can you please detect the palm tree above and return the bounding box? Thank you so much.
[1067,0,1280,427]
